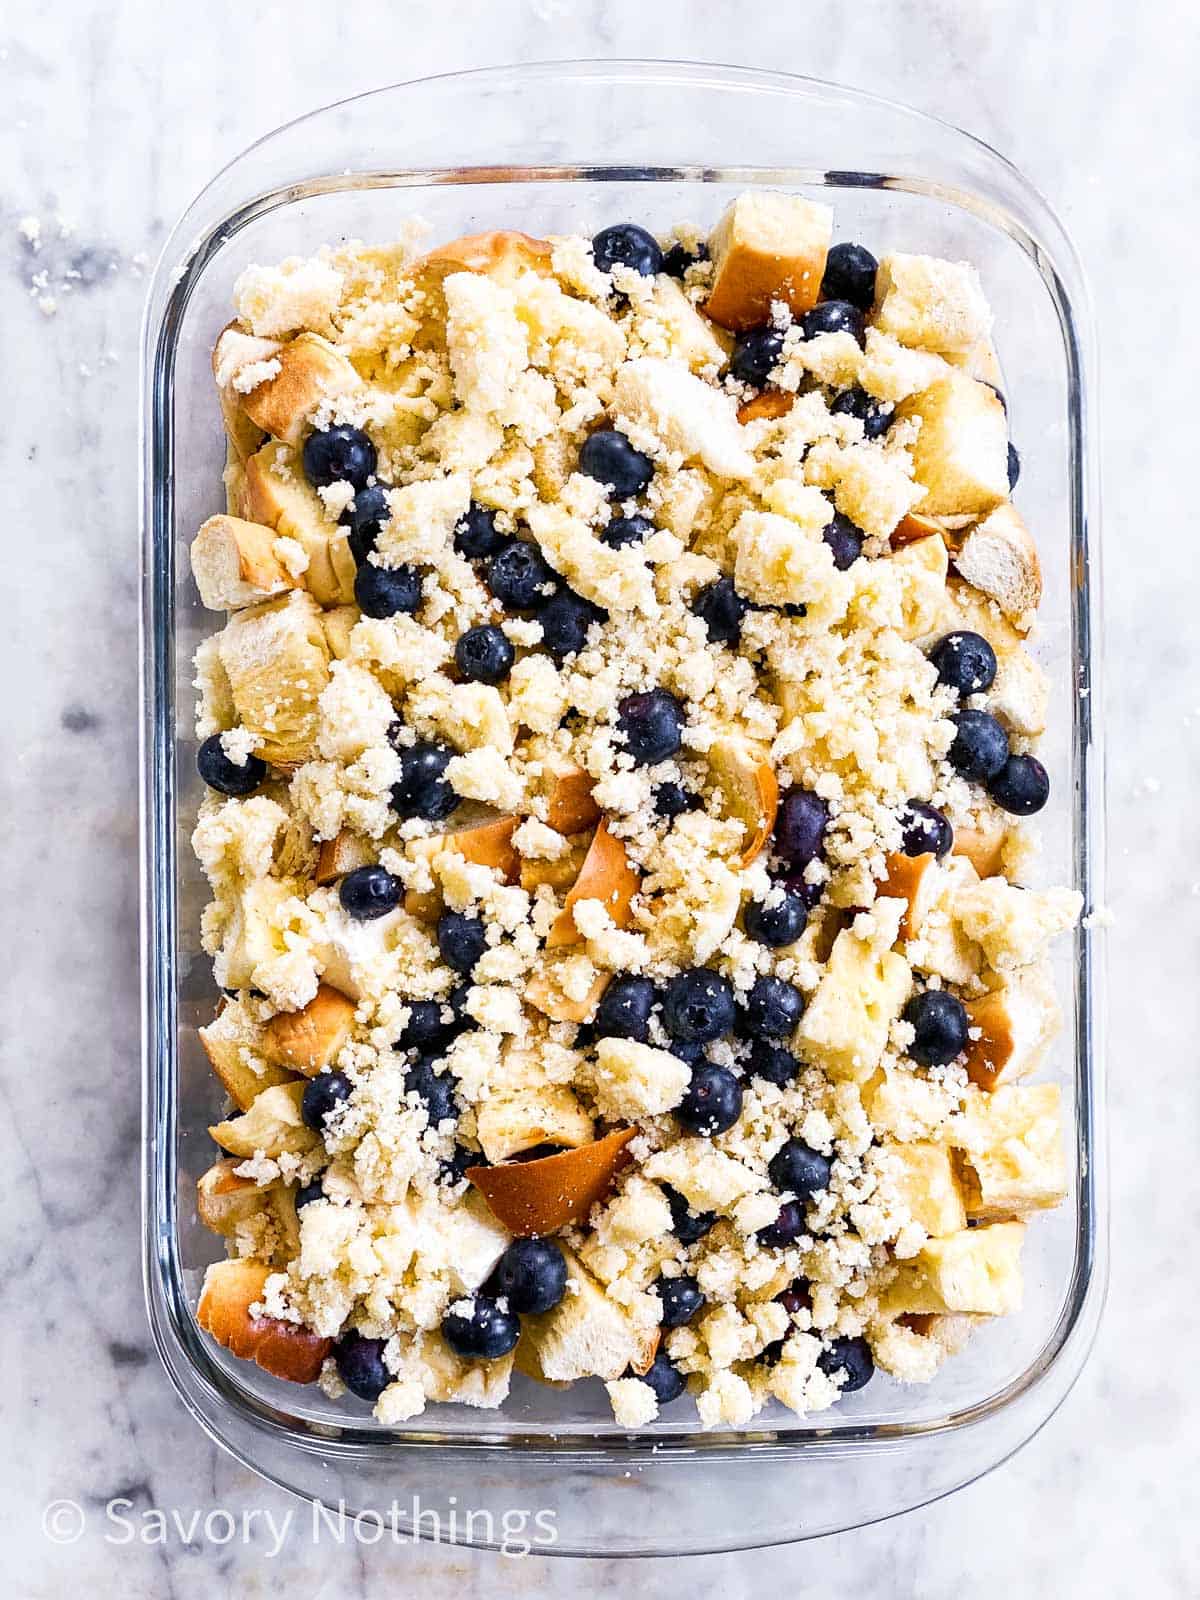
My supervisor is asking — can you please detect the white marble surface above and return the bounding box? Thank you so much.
[1,0,1193,1591]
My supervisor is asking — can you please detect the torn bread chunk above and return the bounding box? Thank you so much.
[897,372,1010,516]
[872,253,993,357]
[191,515,299,611]
[705,191,833,330]
[954,503,1042,627]
[239,332,361,446]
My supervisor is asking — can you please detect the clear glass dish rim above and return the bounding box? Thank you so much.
[139,58,1107,1473]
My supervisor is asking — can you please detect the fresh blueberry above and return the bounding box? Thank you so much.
[778,1281,812,1319]
[692,576,748,644]
[440,1143,478,1186]
[653,782,700,819]
[487,1238,568,1315]
[334,1330,390,1402]
[601,513,654,549]
[437,910,487,976]
[661,968,737,1043]
[444,980,475,1036]
[654,1274,704,1329]
[391,740,460,822]
[757,1200,807,1248]
[778,870,825,911]
[730,326,785,388]
[341,482,392,564]
[988,753,1050,816]
[455,624,515,684]
[302,425,376,491]
[441,1296,520,1361]
[662,240,708,279]
[929,631,998,695]
[300,1071,352,1131]
[900,799,954,859]
[823,510,865,571]
[740,975,805,1039]
[1007,442,1021,490]
[831,385,894,439]
[744,889,809,948]
[339,865,401,920]
[294,1177,324,1210]
[903,989,970,1067]
[196,733,266,796]
[775,788,830,867]
[487,540,559,611]
[594,976,657,1042]
[639,1351,687,1404]
[398,999,452,1053]
[947,710,1009,782]
[405,1056,458,1125]
[667,1038,706,1066]
[768,1138,832,1199]
[592,222,663,278]
[617,688,685,766]
[802,300,865,344]
[820,242,878,311]
[818,1335,874,1392]
[579,429,654,498]
[748,1040,803,1088]
[674,1064,743,1137]
[454,501,505,560]
[538,589,604,664]
[354,562,422,618]
[664,1183,716,1245]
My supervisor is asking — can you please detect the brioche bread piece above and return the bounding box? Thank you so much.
[963,963,1062,1090]
[871,1140,967,1239]
[525,963,609,1024]
[953,820,1007,880]
[890,510,948,549]
[705,191,833,331]
[196,1159,273,1236]
[199,1003,297,1111]
[514,1247,658,1383]
[546,819,640,949]
[208,1080,319,1160]
[197,1258,330,1384]
[948,1084,1067,1219]
[191,515,298,611]
[467,1127,636,1236]
[925,577,1048,737]
[876,851,936,942]
[873,253,993,357]
[544,767,601,835]
[217,589,332,768]
[737,390,796,426]
[212,322,276,462]
[263,982,356,1076]
[240,440,357,606]
[314,828,376,886]
[239,332,361,447]
[421,229,555,286]
[707,734,778,868]
[891,530,949,640]
[403,812,519,920]
[954,503,1042,627]
[795,918,912,1082]
[882,1221,1025,1317]
[897,372,1009,517]
[475,1085,595,1165]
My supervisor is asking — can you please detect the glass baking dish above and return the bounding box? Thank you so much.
[139,60,1106,1555]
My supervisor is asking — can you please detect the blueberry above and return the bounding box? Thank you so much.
[405,1056,458,1125]
[444,980,475,1036]
[817,1335,874,1392]
[667,1038,706,1066]
[594,976,657,1042]
[487,540,559,611]
[538,589,604,664]
[744,889,808,948]
[196,733,266,796]
[437,910,487,976]
[339,864,401,920]
[333,1330,390,1402]
[802,300,865,344]
[441,1296,520,1361]
[391,740,460,822]
[617,688,685,766]
[674,1064,742,1137]
[487,1238,568,1315]
[929,631,998,695]
[300,1071,352,1131]
[341,482,393,564]
[592,222,663,278]
[730,326,785,388]
[692,576,748,644]
[740,975,805,1039]
[455,623,515,684]
[757,1200,807,1248]
[440,1143,478,1187]
[988,753,1050,816]
[900,799,953,860]
[454,501,505,560]
[778,870,825,911]
[823,510,865,570]
[661,968,737,1043]
[294,1177,324,1210]
[639,1351,687,1404]
[1007,442,1021,490]
[398,999,451,1053]
[820,243,878,311]
[775,788,830,867]
[664,1183,717,1245]
[654,1274,704,1329]
[947,710,1009,782]
[748,1040,802,1088]
[302,425,376,491]
[653,782,700,819]
[662,240,707,279]
[778,1281,812,1318]
[831,385,894,439]
[354,562,422,618]
[768,1138,832,1199]
[602,513,653,549]
[579,429,654,498]
[903,989,969,1067]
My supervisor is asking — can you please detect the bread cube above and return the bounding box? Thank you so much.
[962,963,1062,1089]
[191,515,298,611]
[948,1083,1068,1218]
[475,1085,595,1164]
[873,1139,967,1238]
[898,372,1009,516]
[955,503,1042,626]
[873,253,993,357]
[240,332,361,446]
[589,1038,691,1121]
[884,1221,1025,1316]
[197,1258,330,1384]
[731,507,837,609]
[263,982,356,1077]
[240,440,357,605]
[705,191,833,331]
[209,1080,319,1160]
[217,589,332,767]
[795,924,912,1082]
[514,1249,657,1382]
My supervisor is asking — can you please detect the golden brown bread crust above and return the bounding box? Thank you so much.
[197,1258,330,1384]
[877,850,936,942]
[543,768,601,835]
[191,514,298,611]
[707,735,778,869]
[240,332,360,446]
[403,814,520,920]
[545,818,640,949]
[736,390,796,426]
[314,828,376,886]
[524,966,610,1024]
[467,1128,637,1236]
[421,229,555,282]
[263,982,356,1076]
[705,192,832,331]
